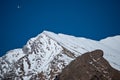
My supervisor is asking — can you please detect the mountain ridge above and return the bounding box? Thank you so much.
[0,31,120,80]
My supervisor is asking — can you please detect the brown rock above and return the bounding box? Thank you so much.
[55,50,120,80]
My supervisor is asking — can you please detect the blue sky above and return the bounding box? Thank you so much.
[0,0,120,56]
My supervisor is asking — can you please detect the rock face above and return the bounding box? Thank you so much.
[56,50,120,80]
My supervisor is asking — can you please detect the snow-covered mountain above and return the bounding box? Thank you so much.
[0,31,120,80]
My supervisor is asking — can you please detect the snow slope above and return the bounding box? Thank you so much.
[43,31,120,70]
[0,31,120,80]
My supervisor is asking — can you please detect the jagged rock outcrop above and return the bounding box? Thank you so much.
[56,50,120,80]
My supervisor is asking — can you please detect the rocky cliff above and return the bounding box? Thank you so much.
[56,50,120,80]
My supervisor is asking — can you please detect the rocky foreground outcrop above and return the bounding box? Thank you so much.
[55,50,120,80]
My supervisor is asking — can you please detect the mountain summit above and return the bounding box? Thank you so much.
[0,31,120,80]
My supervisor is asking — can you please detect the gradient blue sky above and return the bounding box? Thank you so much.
[0,0,120,56]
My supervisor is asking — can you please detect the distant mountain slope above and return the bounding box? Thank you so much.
[0,31,120,80]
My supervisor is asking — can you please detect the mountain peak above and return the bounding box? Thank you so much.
[0,31,120,80]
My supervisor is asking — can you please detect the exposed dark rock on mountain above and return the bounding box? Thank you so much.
[56,50,120,80]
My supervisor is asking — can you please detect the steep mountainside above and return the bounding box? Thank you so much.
[0,31,120,80]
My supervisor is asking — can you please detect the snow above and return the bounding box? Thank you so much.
[0,30,120,80]
[23,58,29,75]
[5,49,25,63]
[22,76,32,80]
[43,31,120,71]
[21,33,63,76]
[100,35,120,52]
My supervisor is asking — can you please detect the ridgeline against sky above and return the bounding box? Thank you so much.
[0,0,120,56]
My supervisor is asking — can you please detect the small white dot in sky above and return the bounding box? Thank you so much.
[17,4,21,9]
